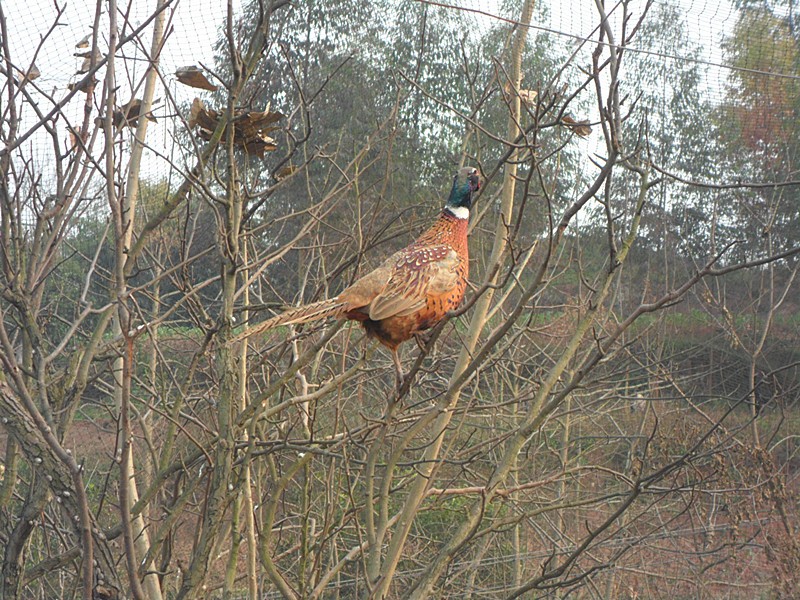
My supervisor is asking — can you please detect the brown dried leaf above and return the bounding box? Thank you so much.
[26,64,40,81]
[113,98,157,128]
[68,77,97,93]
[242,136,277,158]
[77,49,102,74]
[237,110,282,138]
[188,98,218,139]
[14,63,40,84]
[188,98,203,128]
[235,107,283,157]
[519,89,537,105]
[67,126,88,151]
[503,83,537,106]
[562,115,592,138]
[275,165,298,181]
[76,33,91,49]
[175,66,218,91]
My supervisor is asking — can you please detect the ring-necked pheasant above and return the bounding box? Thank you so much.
[233,166,481,386]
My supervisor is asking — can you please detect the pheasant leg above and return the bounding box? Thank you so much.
[391,348,405,391]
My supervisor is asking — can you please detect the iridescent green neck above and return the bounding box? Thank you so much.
[446,179,473,210]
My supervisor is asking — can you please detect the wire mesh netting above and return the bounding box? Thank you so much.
[2,1,799,599]
[5,0,798,181]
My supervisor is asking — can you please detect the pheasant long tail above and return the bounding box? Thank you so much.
[231,298,349,343]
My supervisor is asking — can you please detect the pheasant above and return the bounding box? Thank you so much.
[233,167,481,385]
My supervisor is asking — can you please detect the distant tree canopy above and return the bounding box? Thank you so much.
[716,2,800,262]
[220,0,569,192]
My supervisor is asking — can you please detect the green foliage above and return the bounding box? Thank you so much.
[714,4,800,260]
[723,6,800,154]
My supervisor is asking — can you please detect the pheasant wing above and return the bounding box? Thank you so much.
[367,245,460,321]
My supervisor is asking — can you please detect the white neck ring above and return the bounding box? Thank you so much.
[445,206,469,220]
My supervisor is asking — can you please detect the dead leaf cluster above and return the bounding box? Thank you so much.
[76,49,103,75]
[69,32,98,93]
[188,98,284,157]
[68,78,96,93]
[67,126,88,151]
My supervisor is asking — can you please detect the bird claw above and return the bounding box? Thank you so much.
[413,331,433,351]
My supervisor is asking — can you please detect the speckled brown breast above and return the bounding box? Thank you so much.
[356,210,469,349]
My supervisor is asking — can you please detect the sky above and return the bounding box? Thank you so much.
[4,0,233,99]
[3,0,239,178]
[3,0,740,182]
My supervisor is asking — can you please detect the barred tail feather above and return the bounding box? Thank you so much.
[231,298,347,343]
[269,298,348,327]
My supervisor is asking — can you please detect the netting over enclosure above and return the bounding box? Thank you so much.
[5,0,798,179]
[6,0,799,182]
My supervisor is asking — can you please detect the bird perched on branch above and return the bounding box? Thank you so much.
[233,166,481,386]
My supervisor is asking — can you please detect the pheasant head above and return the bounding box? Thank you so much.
[444,167,481,219]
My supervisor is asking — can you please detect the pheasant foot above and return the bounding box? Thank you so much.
[413,331,435,351]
